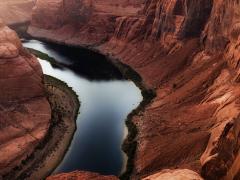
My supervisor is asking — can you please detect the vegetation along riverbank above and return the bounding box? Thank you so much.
[26,44,155,180]
[3,75,80,180]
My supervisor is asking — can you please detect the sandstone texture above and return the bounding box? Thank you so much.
[29,0,144,46]
[143,169,203,180]
[29,0,240,179]
[0,0,34,25]
[0,21,51,177]
[46,171,119,180]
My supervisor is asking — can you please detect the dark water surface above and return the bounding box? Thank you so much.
[23,40,142,176]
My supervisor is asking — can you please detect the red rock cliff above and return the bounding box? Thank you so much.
[46,171,119,180]
[0,0,34,25]
[0,21,51,177]
[29,0,144,45]
[29,0,240,179]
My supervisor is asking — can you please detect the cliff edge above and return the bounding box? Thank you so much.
[0,20,51,177]
[29,0,240,179]
[0,0,34,25]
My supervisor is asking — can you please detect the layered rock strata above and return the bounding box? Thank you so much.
[29,0,240,179]
[0,0,34,25]
[29,0,144,46]
[46,171,119,180]
[0,20,51,177]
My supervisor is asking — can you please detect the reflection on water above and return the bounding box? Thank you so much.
[23,40,142,176]
[23,39,124,80]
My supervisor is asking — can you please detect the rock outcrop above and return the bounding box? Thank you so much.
[0,0,34,25]
[29,0,144,46]
[0,20,51,177]
[143,169,203,180]
[47,171,119,180]
[29,0,240,179]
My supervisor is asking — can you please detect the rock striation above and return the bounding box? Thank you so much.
[29,0,144,46]
[29,0,240,179]
[0,0,34,25]
[46,171,119,180]
[0,21,51,177]
[143,169,203,180]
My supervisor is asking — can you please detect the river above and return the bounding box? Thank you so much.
[22,40,142,176]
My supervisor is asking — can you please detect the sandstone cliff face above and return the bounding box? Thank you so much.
[29,0,144,46]
[29,0,240,179]
[0,0,34,25]
[46,171,119,180]
[0,21,51,176]
[143,169,203,180]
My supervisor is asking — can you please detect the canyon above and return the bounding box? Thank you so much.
[1,0,240,179]
[28,0,240,179]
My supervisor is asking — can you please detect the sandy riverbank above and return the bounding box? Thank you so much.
[3,75,80,180]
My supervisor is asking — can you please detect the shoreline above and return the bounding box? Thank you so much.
[103,55,156,180]
[24,36,156,180]
[3,75,80,180]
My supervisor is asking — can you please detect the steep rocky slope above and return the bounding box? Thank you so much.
[0,20,51,177]
[0,0,34,25]
[29,0,144,45]
[46,171,118,180]
[29,0,240,179]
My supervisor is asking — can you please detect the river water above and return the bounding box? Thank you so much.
[23,40,142,176]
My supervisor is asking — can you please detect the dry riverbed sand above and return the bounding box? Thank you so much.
[3,75,80,180]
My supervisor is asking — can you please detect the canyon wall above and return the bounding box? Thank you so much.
[0,21,51,177]
[46,171,119,180]
[29,0,144,46]
[0,0,34,25]
[29,0,240,179]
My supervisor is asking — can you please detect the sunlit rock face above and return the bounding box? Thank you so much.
[46,171,119,180]
[143,169,203,180]
[30,0,240,179]
[0,21,51,176]
[29,0,144,45]
[0,0,34,25]
[112,0,213,50]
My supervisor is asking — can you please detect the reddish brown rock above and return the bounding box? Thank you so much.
[143,169,203,180]
[47,171,118,180]
[0,0,34,25]
[0,21,51,176]
[29,0,240,179]
[29,0,144,46]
